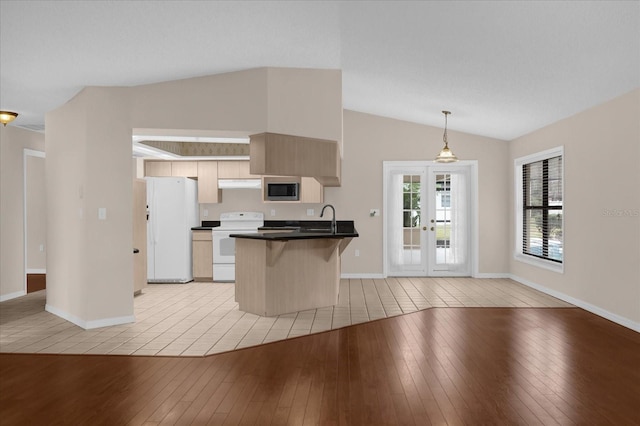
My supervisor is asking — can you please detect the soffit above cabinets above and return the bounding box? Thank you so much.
[139,140,250,157]
[132,130,252,160]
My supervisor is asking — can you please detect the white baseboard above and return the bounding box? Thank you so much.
[0,290,26,302]
[510,274,640,333]
[342,272,513,279]
[341,273,386,279]
[85,315,135,329]
[473,272,511,279]
[46,304,135,330]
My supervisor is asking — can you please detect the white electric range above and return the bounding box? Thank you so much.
[212,212,264,282]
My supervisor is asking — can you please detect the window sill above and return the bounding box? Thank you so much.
[514,253,564,274]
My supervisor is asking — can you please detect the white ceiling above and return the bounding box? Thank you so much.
[1,1,638,140]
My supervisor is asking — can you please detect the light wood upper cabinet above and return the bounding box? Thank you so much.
[144,160,197,177]
[217,160,257,179]
[171,161,198,177]
[250,132,341,187]
[300,177,324,203]
[197,161,221,203]
[145,161,172,177]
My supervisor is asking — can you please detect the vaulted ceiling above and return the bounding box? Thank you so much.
[1,1,638,140]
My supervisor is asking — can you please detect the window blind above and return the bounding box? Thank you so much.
[522,155,563,262]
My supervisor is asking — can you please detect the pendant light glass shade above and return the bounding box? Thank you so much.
[0,111,18,127]
[434,110,458,163]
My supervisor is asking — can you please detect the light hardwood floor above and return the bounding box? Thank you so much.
[0,278,572,357]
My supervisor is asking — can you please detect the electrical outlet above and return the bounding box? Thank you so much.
[39,244,44,252]
[203,209,209,217]
[355,249,360,257]
[370,209,380,217]
[307,208,315,216]
[270,209,276,217]
[98,207,107,220]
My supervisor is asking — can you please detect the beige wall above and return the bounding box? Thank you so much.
[46,87,134,326]
[509,89,640,326]
[131,68,268,133]
[266,68,343,148]
[26,155,46,270]
[0,126,45,299]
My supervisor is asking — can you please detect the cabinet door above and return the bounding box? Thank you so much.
[197,161,220,203]
[192,231,213,281]
[300,177,324,203]
[145,161,172,177]
[171,161,198,177]
[218,161,253,179]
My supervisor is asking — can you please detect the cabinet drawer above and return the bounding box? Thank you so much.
[192,230,213,241]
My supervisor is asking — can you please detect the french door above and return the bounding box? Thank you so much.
[384,162,473,276]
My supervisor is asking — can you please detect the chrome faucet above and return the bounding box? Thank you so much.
[320,204,336,233]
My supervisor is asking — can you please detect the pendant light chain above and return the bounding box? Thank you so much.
[443,111,449,147]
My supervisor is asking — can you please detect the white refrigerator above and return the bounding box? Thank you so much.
[146,177,199,283]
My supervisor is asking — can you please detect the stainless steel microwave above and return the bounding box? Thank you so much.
[266,182,299,201]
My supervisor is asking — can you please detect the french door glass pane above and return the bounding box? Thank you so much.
[402,175,421,265]
[435,174,451,264]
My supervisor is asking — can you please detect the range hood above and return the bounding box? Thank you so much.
[217,179,262,189]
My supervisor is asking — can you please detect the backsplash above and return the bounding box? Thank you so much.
[199,188,328,222]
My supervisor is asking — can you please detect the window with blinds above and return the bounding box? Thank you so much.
[522,155,563,262]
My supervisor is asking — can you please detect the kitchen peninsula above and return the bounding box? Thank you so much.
[231,221,358,316]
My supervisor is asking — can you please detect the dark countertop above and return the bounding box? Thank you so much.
[233,220,358,241]
[231,230,358,241]
[191,220,220,231]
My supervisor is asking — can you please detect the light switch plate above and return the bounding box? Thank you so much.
[98,207,107,220]
[270,209,276,217]
[203,209,209,217]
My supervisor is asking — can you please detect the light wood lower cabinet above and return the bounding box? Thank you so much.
[192,230,213,281]
[235,237,353,316]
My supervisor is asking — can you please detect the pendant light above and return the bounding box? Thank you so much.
[434,110,458,163]
[0,111,18,127]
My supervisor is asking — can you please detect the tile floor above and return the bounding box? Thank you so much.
[0,278,572,357]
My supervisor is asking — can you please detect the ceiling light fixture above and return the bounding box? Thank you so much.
[434,110,458,163]
[0,111,18,127]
